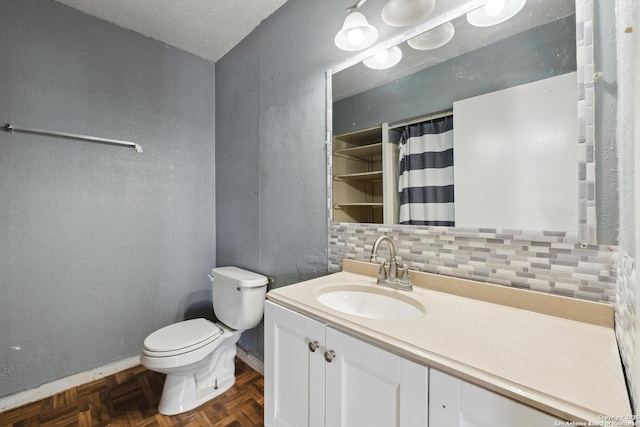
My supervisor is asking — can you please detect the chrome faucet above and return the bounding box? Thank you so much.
[369,235,413,291]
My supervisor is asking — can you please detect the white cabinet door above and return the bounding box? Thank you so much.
[429,368,562,427]
[324,327,429,427]
[265,301,325,427]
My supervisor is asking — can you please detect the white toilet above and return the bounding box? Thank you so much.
[140,266,268,415]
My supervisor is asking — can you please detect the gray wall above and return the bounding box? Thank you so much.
[333,16,576,135]
[215,0,353,357]
[594,1,620,246]
[0,0,216,398]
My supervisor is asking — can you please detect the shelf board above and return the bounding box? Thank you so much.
[334,143,382,160]
[335,203,384,209]
[333,125,382,146]
[334,171,383,181]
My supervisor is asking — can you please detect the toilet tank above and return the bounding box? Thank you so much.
[209,266,268,330]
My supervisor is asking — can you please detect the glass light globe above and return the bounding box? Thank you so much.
[467,0,526,27]
[334,10,378,51]
[484,0,506,17]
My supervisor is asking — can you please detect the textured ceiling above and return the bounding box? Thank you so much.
[53,0,289,62]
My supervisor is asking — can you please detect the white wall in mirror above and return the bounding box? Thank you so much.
[454,72,578,231]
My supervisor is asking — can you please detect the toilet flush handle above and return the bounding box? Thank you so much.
[207,273,249,291]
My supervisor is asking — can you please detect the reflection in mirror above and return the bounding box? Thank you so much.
[330,0,578,234]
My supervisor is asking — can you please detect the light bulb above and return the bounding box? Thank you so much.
[374,49,390,64]
[363,46,402,69]
[484,0,506,17]
[347,28,364,46]
[467,0,526,27]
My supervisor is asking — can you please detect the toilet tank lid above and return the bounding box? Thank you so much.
[210,266,268,288]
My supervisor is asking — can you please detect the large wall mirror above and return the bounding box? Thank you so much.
[327,0,595,243]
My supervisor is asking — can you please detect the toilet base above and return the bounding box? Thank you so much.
[158,371,236,416]
[156,329,241,415]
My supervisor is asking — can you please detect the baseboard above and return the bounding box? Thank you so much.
[0,355,140,412]
[1,345,264,413]
[236,346,264,376]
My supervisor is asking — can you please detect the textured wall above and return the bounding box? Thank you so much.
[594,1,620,245]
[614,0,636,257]
[0,0,216,398]
[613,0,638,411]
[215,0,351,357]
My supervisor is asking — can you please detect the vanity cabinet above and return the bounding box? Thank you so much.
[264,301,429,427]
[264,300,325,427]
[429,369,562,426]
[266,301,568,427]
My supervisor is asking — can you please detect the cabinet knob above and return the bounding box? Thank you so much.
[324,350,336,362]
[308,341,320,352]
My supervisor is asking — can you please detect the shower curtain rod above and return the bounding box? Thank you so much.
[389,110,453,131]
[4,124,143,153]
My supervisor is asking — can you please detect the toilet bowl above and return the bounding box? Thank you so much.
[140,266,267,415]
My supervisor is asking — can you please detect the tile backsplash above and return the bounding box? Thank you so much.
[330,223,617,303]
[329,222,636,409]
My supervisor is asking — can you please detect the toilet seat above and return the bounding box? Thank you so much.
[143,318,223,358]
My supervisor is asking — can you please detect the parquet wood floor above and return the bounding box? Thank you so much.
[0,359,264,427]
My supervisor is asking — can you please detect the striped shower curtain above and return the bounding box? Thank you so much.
[398,115,454,226]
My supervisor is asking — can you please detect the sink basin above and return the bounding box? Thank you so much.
[317,289,424,320]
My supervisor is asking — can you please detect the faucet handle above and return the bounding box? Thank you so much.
[377,261,387,281]
[400,264,422,283]
[400,264,419,284]
[400,265,410,284]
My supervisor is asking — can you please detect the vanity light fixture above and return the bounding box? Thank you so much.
[407,21,455,50]
[363,46,403,69]
[381,0,435,27]
[466,0,526,27]
[335,5,379,51]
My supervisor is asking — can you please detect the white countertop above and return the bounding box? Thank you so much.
[266,260,632,422]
